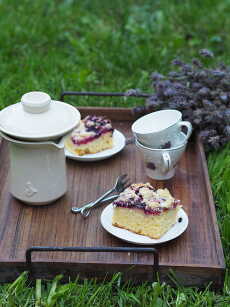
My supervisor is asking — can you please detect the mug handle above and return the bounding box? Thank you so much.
[162,152,171,173]
[178,121,192,140]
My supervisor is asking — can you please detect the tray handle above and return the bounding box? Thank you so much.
[26,246,159,275]
[60,91,151,101]
[60,91,151,117]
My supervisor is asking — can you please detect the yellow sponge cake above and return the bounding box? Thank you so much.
[65,115,114,156]
[112,183,181,239]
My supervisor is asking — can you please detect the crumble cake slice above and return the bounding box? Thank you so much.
[112,183,181,239]
[65,115,114,155]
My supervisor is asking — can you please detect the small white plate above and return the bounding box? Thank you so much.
[61,129,126,162]
[101,204,188,245]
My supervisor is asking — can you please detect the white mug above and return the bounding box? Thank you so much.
[136,139,187,180]
[132,110,192,148]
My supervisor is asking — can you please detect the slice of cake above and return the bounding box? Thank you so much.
[112,183,181,239]
[65,115,114,155]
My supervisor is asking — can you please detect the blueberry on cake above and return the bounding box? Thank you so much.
[65,115,114,155]
[112,183,181,239]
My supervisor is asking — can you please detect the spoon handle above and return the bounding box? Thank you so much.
[71,194,119,214]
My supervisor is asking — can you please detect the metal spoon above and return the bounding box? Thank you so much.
[71,194,119,214]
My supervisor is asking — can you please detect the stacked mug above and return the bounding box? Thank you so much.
[132,110,192,180]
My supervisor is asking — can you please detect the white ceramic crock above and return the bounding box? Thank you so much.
[132,110,192,148]
[0,91,81,205]
[1,132,67,205]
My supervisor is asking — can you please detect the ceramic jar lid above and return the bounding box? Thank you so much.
[0,91,81,141]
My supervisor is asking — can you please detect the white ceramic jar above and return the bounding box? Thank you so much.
[0,91,81,205]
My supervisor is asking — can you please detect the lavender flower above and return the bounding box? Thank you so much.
[199,49,214,58]
[133,49,230,151]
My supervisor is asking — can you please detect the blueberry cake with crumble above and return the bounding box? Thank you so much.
[112,183,181,239]
[65,115,114,155]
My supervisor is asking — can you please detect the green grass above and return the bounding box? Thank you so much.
[1,0,230,108]
[208,143,230,278]
[0,272,229,307]
[0,0,230,305]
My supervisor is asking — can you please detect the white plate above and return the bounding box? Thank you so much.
[61,129,126,162]
[101,204,188,245]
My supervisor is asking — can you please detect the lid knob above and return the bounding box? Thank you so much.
[21,92,51,114]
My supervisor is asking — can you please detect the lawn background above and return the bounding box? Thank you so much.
[0,0,229,305]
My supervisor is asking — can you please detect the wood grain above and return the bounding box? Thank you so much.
[0,107,225,287]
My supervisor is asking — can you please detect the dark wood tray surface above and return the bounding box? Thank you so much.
[0,107,225,287]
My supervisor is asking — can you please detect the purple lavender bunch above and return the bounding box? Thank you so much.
[136,49,230,151]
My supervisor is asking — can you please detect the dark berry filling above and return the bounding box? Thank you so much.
[71,115,114,145]
[72,129,113,145]
[113,198,179,215]
[173,199,180,208]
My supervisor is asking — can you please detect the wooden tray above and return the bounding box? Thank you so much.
[0,107,225,288]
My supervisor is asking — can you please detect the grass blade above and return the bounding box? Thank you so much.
[46,275,63,307]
